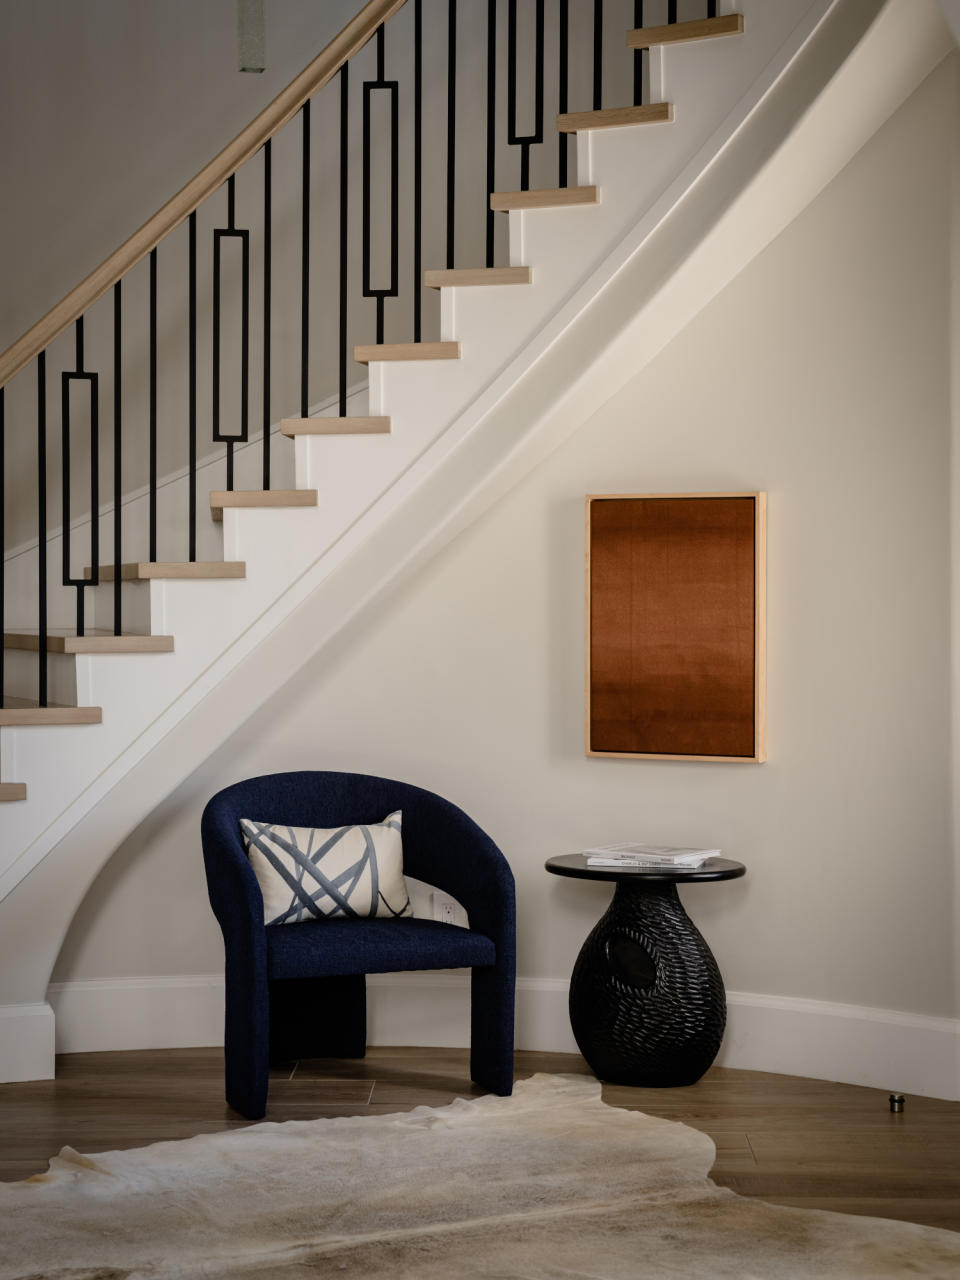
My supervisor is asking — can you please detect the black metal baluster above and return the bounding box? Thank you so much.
[707,1,717,16]
[558,0,569,187]
[340,63,350,408]
[668,1,677,23]
[593,0,603,111]
[262,140,272,488]
[508,0,545,192]
[62,318,99,637]
[113,282,122,634]
[633,1,643,106]
[446,0,457,268]
[413,0,423,339]
[149,247,158,561]
[362,26,400,346]
[37,355,47,706]
[301,100,311,416]
[0,389,4,708]
[226,180,234,493]
[213,174,250,493]
[485,0,497,265]
[188,211,197,560]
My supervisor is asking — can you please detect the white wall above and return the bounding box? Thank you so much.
[50,56,959,1087]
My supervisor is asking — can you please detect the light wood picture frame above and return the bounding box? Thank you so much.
[586,493,766,763]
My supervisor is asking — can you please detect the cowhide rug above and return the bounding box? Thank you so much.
[1,1074,958,1279]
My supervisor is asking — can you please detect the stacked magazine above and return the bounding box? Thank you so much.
[582,843,720,869]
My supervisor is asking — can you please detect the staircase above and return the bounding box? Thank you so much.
[0,0,952,1082]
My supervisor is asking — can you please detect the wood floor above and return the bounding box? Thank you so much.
[1,1047,957,1234]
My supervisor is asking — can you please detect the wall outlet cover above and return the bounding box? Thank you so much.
[432,892,457,926]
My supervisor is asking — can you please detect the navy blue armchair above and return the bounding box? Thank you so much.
[201,771,516,1119]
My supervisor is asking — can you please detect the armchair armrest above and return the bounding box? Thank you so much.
[201,796,267,965]
[401,799,515,953]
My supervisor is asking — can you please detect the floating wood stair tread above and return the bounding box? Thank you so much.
[0,698,102,726]
[0,782,26,802]
[490,186,598,211]
[280,417,391,437]
[3,629,174,655]
[424,267,532,288]
[92,561,247,581]
[354,342,461,364]
[626,14,743,49]
[210,490,318,522]
[558,104,673,132]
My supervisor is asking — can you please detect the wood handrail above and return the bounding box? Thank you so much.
[0,0,407,392]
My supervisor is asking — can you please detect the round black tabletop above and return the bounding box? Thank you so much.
[545,853,746,884]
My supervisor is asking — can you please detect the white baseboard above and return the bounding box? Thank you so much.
[47,975,225,1055]
[720,991,960,1101]
[26,975,958,1101]
[0,1002,55,1082]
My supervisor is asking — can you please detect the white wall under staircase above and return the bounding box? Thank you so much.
[0,0,955,1091]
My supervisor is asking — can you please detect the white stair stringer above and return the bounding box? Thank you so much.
[0,0,952,1081]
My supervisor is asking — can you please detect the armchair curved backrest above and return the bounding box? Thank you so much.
[201,770,514,943]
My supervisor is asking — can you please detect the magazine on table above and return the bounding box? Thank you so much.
[581,843,721,869]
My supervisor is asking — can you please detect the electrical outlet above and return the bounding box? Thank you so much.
[432,891,457,926]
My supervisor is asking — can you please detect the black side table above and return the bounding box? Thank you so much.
[545,854,746,1087]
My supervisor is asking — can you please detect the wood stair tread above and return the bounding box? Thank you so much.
[0,782,26,802]
[92,562,247,581]
[424,267,532,288]
[354,342,461,364]
[209,490,318,522]
[0,699,102,726]
[626,14,743,49]
[490,186,598,211]
[3,630,174,655]
[557,104,672,133]
[280,417,390,437]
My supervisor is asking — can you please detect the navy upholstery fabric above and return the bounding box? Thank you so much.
[268,918,496,979]
[201,772,516,1119]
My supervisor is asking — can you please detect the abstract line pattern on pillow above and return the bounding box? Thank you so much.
[239,811,412,925]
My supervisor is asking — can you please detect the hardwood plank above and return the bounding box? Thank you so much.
[4,630,173,654]
[353,342,461,364]
[0,700,101,726]
[368,1081,470,1108]
[557,104,673,132]
[0,783,26,801]
[94,561,246,581]
[424,267,532,289]
[268,1077,374,1105]
[626,14,744,49]
[490,186,598,212]
[210,489,318,522]
[280,417,390,436]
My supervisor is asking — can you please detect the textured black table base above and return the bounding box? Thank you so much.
[569,880,726,1087]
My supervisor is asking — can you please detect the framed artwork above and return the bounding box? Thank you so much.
[586,493,766,762]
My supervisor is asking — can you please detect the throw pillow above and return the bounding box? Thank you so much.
[239,811,412,926]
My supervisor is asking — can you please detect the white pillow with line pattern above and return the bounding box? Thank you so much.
[239,810,412,926]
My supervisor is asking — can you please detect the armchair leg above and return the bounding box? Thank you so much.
[470,965,515,1096]
[224,957,271,1121]
[269,974,367,1062]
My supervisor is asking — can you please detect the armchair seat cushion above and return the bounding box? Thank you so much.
[266,917,496,980]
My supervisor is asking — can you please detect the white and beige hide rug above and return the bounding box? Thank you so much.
[1,1074,959,1280]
